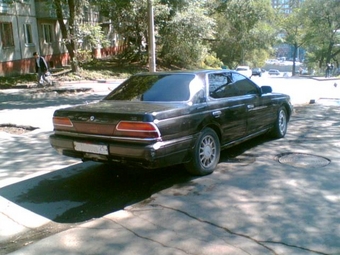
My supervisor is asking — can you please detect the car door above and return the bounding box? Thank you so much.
[207,72,247,144]
[231,72,275,135]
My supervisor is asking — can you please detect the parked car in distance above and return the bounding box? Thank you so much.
[236,66,252,78]
[268,69,281,75]
[252,68,262,77]
[50,70,293,176]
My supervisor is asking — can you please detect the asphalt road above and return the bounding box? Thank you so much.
[0,76,340,255]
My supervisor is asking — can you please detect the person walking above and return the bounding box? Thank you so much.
[33,52,51,87]
[330,63,334,77]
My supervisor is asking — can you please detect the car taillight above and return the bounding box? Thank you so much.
[53,117,74,127]
[114,121,161,139]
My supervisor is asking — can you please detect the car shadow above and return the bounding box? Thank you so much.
[0,162,194,223]
[0,135,270,224]
[220,135,272,163]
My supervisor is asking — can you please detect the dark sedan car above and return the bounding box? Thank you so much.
[50,70,293,176]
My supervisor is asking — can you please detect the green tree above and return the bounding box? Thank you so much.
[97,0,217,68]
[302,0,340,70]
[52,0,87,72]
[52,0,115,72]
[77,23,110,64]
[158,0,216,68]
[210,0,275,68]
[97,0,153,63]
[276,6,308,75]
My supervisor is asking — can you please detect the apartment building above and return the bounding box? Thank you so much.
[0,0,116,76]
[0,0,58,75]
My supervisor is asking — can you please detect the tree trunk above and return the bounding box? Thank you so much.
[53,0,79,73]
[292,43,298,76]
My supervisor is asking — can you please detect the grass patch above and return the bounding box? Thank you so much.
[0,58,152,89]
[0,74,37,89]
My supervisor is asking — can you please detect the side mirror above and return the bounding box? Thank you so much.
[261,86,272,94]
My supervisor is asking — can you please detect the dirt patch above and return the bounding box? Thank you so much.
[0,124,38,135]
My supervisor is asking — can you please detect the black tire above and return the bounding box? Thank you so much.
[270,106,287,138]
[185,128,220,176]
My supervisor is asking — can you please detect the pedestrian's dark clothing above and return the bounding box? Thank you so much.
[325,63,331,78]
[330,64,334,77]
[35,56,49,73]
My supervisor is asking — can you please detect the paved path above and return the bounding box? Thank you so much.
[0,77,340,255]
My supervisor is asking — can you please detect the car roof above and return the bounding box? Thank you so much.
[135,69,234,76]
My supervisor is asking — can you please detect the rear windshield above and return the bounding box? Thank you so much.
[104,74,196,101]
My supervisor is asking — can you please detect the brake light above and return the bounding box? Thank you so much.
[114,121,160,139]
[53,117,73,127]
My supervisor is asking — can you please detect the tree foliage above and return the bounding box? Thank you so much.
[52,0,109,72]
[96,0,151,57]
[210,0,275,68]
[52,0,84,72]
[275,4,308,75]
[8,0,339,73]
[302,0,340,69]
[158,1,216,68]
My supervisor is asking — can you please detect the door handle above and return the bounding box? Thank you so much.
[247,104,254,109]
[212,111,222,118]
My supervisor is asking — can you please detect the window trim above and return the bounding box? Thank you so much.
[24,23,34,46]
[42,23,55,44]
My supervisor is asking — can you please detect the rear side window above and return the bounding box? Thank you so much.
[232,73,259,95]
[104,74,195,101]
[208,72,238,98]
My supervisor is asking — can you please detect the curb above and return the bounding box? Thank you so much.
[2,79,126,91]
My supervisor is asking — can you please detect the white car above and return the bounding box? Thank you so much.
[268,69,281,75]
[236,66,252,78]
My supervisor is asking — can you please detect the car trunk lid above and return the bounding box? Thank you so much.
[53,101,190,136]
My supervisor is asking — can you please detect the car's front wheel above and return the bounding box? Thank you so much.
[270,106,287,138]
[185,128,220,176]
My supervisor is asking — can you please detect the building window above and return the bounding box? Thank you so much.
[0,22,14,48]
[24,24,33,45]
[0,0,10,13]
[42,23,54,43]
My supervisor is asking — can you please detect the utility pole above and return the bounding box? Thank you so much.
[147,0,156,72]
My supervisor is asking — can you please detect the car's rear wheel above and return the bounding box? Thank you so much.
[270,106,287,138]
[185,128,220,176]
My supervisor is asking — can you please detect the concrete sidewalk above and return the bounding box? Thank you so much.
[2,102,340,255]
[1,77,340,255]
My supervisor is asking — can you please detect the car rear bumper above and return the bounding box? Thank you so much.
[49,134,196,169]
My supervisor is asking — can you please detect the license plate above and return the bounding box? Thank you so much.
[74,142,109,155]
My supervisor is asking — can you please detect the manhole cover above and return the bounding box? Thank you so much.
[278,153,330,169]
